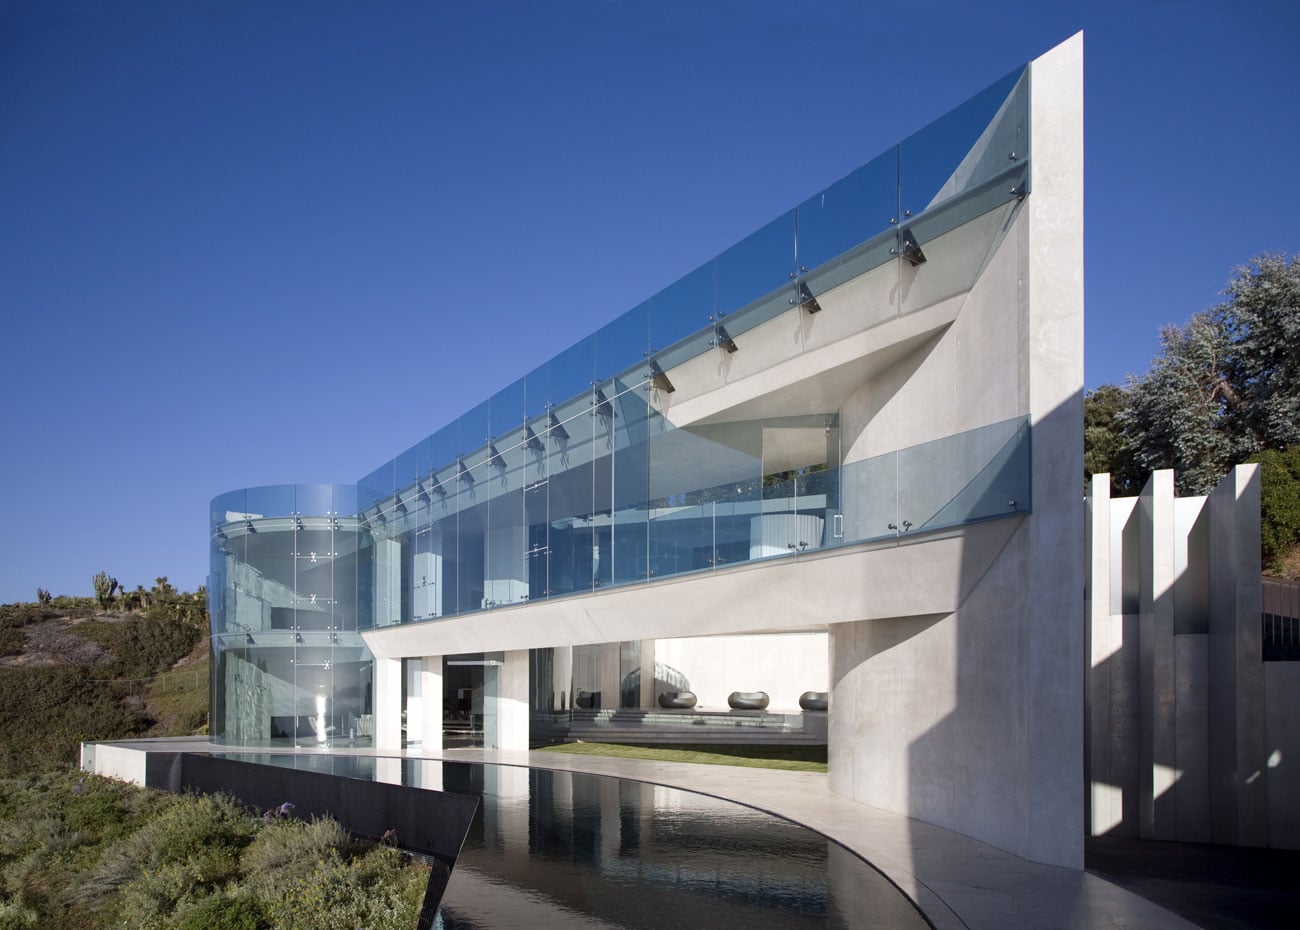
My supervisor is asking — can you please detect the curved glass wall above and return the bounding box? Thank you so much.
[208,484,374,746]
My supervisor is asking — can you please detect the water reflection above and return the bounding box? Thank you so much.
[222,754,927,929]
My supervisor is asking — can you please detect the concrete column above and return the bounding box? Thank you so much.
[1022,30,1086,868]
[374,657,403,750]
[1207,463,1267,845]
[638,639,656,709]
[403,658,423,745]
[1087,474,1117,834]
[1138,469,1177,840]
[600,643,621,709]
[497,649,530,751]
[421,656,443,753]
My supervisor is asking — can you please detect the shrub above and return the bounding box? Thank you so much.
[0,668,146,777]
[173,891,266,930]
[1254,446,1300,572]
[255,845,425,930]
[240,815,355,896]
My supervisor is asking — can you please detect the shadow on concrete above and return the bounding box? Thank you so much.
[1085,835,1300,930]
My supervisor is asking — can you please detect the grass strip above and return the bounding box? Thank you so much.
[536,741,827,772]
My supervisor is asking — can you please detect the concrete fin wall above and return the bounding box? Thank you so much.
[1086,464,1298,849]
[828,34,1085,869]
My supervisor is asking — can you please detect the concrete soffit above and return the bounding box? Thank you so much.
[658,201,1023,431]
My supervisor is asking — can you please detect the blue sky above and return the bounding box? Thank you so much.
[1,0,1297,603]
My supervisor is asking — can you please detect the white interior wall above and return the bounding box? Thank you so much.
[654,632,828,710]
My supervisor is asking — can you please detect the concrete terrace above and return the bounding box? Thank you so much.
[87,737,1203,930]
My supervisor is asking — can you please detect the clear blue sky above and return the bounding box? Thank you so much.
[1,0,1297,603]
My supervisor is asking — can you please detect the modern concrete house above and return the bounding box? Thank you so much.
[200,34,1087,868]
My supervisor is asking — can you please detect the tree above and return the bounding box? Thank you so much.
[1111,253,1299,498]
[92,571,119,610]
[1083,384,1142,495]
[1118,312,1237,495]
[1217,253,1300,453]
[1252,447,1300,573]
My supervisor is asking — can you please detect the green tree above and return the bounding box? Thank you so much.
[1217,253,1300,452]
[1118,312,1237,495]
[92,571,119,611]
[1252,446,1300,573]
[1083,384,1142,495]
[1112,253,1299,498]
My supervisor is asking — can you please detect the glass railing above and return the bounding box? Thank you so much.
[339,416,1029,628]
[356,65,1030,512]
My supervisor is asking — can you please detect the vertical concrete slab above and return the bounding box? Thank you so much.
[1023,30,1086,868]
[1138,470,1177,840]
[1087,475,1113,834]
[374,656,403,750]
[497,649,530,751]
[1207,464,1267,845]
[1264,664,1300,846]
[421,656,443,753]
[1174,633,1211,841]
[599,642,621,708]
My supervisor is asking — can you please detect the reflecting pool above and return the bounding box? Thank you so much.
[220,754,930,929]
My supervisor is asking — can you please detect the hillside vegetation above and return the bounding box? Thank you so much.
[0,771,427,930]
[0,579,209,778]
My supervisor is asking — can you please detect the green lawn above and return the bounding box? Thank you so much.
[536,741,827,773]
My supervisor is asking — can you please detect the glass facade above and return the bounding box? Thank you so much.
[209,65,1033,744]
[208,485,373,746]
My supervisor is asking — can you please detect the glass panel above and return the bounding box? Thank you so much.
[357,463,392,510]
[796,151,897,275]
[715,209,795,336]
[898,417,1029,532]
[331,484,358,517]
[546,404,595,597]
[596,301,649,384]
[395,444,419,494]
[839,452,898,545]
[245,485,296,519]
[899,66,1024,219]
[548,334,595,412]
[609,384,649,587]
[490,377,526,441]
[485,423,528,608]
[648,260,714,365]
[460,400,491,456]
[524,448,550,602]
[524,361,550,424]
[795,150,898,302]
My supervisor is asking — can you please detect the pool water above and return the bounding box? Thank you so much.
[220,754,930,929]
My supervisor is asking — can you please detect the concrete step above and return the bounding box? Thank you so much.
[565,729,826,746]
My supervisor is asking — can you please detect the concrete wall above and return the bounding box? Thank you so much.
[1086,465,1297,849]
[828,34,1085,869]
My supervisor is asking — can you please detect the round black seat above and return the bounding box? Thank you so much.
[727,691,769,710]
[799,691,829,711]
[657,691,698,709]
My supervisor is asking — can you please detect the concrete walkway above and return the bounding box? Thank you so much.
[89,739,1201,929]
